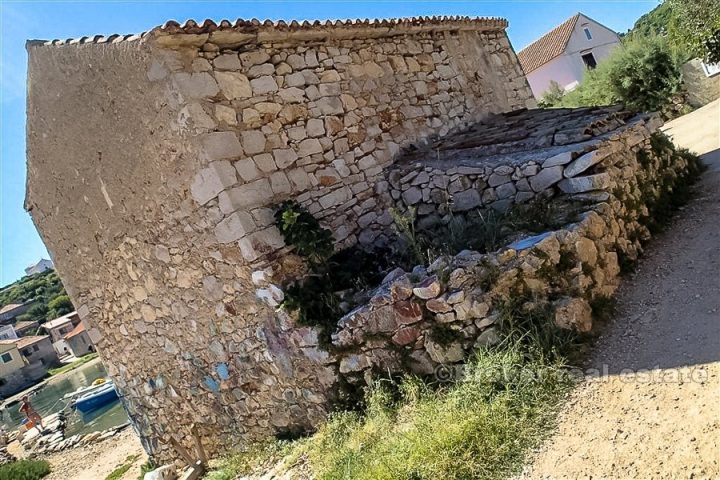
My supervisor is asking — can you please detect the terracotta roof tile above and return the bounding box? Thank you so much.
[28,16,508,47]
[64,322,86,340]
[517,14,579,74]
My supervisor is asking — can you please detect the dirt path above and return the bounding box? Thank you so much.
[42,428,146,480]
[521,102,720,479]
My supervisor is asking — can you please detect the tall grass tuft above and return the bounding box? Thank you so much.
[293,345,572,480]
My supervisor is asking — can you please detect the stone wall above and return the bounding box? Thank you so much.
[158,18,533,259]
[329,110,697,384]
[386,106,645,228]
[25,17,533,462]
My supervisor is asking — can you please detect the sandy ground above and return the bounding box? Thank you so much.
[41,428,147,480]
[521,102,720,479]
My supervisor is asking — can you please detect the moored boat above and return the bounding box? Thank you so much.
[62,377,108,402]
[71,382,119,413]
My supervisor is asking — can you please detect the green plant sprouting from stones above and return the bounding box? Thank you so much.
[274,201,339,342]
[389,206,431,265]
[275,200,334,266]
[274,201,389,345]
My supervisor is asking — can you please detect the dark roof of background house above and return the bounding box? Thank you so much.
[0,303,24,315]
[14,321,39,331]
[0,335,50,349]
[42,311,78,330]
[0,300,35,315]
[517,14,580,74]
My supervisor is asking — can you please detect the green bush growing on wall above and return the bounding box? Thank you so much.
[274,200,334,266]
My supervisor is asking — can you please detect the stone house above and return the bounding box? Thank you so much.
[63,323,95,357]
[0,343,25,378]
[0,342,26,397]
[0,336,58,397]
[0,301,37,325]
[42,311,80,356]
[23,11,696,465]
[14,321,40,337]
[25,15,535,461]
[13,335,58,368]
[518,13,621,99]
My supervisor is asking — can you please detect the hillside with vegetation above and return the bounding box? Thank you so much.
[0,269,74,324]
[623,1,673,39]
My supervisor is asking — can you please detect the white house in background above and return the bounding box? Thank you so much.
[24,258,54,276]
[518,13,621,100]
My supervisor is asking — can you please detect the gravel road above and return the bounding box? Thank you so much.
[521,101,720,479]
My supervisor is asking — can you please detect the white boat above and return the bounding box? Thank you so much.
[62,378,110,401]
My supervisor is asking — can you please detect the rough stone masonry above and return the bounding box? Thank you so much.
[25,16,534,461]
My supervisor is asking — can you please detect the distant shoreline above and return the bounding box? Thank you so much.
[0,357,103,410]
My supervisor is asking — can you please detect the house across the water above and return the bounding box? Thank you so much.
[64,323,95,358]
[42,311,81,356]
[0,335,59,397]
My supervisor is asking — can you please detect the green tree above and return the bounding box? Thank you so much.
[626,2,673,39]
[47,294,73,317]
[25,304,49,322]
[668,0,720,63]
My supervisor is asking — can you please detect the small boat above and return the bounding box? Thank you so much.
[72,382,119,413]
[63,378,108,401]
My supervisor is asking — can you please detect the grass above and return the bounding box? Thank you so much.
[0,459,51,480]
[206,340,576,480]
[104,454,140,480]
[138,460,156,480]
[47,353,98,376]
[203,272,584,480]
[298,346,571,480]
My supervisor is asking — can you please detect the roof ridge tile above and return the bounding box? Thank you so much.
[28,15,508,47]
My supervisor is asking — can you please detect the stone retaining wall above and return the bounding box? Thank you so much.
[26,17,532,462]
[330,112,697,384]
[385,107,662,231]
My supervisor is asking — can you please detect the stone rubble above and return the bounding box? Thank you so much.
[327,110,692,385]
[17,412,132,456]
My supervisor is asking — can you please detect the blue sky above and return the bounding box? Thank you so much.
[0,0,658,286]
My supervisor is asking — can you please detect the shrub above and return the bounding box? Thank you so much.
[0,459,51,480]
[47,294,73,316]
[554,35,682,114]
[538,80,566,108]
[275,200,334,266]
[275,202,391,345]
